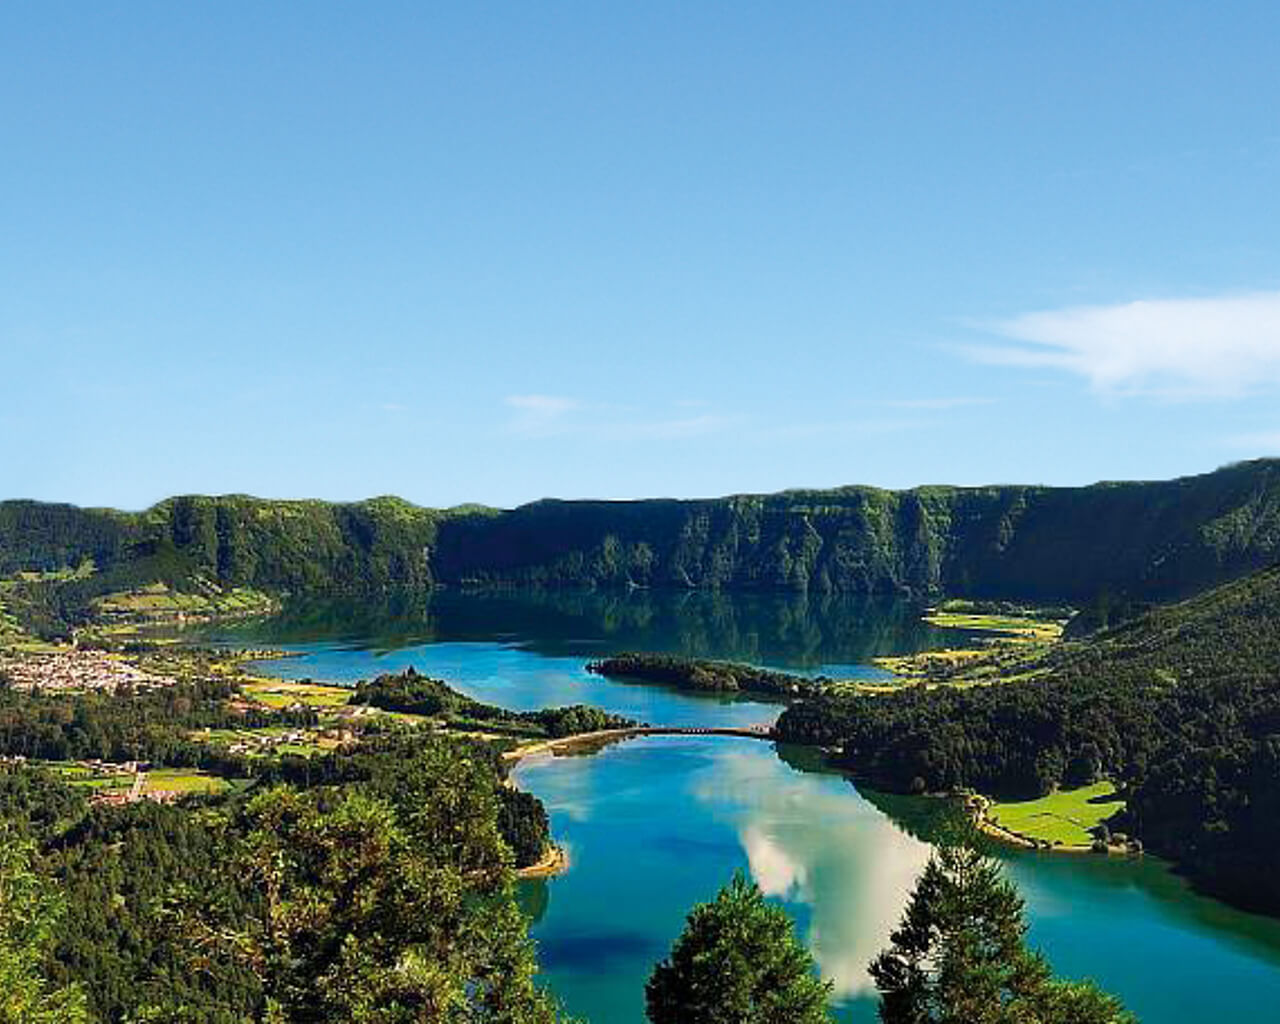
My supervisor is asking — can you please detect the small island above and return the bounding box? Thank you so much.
[586,652,823,698]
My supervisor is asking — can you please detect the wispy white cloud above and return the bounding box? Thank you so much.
[600,413,734,441]
[754,417,931,442]
[505,394,580,416]
[966,290,1280,398]
[502,393,983,445]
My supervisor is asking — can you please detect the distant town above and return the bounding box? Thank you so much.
[0,649,175,693]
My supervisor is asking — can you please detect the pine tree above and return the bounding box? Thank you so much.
[871,842,1136,1024]
[646,872,833,1024]
[172,744,572,1023]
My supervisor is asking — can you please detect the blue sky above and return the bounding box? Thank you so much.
[3,2,1279,509]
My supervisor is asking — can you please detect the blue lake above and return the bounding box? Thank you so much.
[210,589,1280,1023]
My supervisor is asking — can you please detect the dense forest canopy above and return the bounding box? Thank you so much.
[777,565,1280,913]
[0,733,567,1024]
[5,461,1280,640]
[586,653,821,697]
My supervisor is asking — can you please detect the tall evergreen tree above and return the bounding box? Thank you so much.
[646,872,833,1024]
[871,842,1136,1024]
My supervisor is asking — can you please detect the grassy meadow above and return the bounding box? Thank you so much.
[989,782,1122,847]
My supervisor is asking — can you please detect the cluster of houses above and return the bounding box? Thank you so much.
[223,729,310,755]
[1,755,189,807]
[219,724,358,756]
[0,650,175,693]
[90,781,179,807]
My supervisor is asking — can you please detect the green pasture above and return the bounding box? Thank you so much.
[239,678,352,709]
[990,782,1122,846]
[143,769,231,795]
[924,611,1064,642]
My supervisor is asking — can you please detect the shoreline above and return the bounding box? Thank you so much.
[177,636,1142,867]
[503,725,775,765]
[504,726,777,881]
[965,793,1140,857]
[517,842,569,879]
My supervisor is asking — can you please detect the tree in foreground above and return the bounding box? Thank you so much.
[870,841,1137,1024]
[0,831,88,1024]
[646,872,833,1024]
[174,742,571,1023]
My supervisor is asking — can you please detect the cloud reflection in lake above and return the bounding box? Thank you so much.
[692,746,931,997]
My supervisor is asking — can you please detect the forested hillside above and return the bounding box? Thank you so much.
[1,735,566,1023]
[0,494,445,589]
[0,495,453,636]
[431,460,1280,600]
[5,460,1280,636]
[776,565,1280,912]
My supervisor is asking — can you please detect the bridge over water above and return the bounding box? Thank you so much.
[504,724,777,761]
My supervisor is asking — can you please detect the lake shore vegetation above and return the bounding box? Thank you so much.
[778,565,1280,913]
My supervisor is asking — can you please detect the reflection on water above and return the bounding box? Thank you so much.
[201,587,1280,1023]
[202,589,972,730]
[516,736,931,1022]
[205,587,968,670]
[691,745,931,999]
[518,736,1280,1024]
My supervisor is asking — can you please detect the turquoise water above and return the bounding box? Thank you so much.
[517,737,1280,1023]
[213,590,1280,1023]
[209,589,947,728]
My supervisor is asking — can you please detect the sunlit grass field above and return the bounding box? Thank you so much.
[239,677,352,708]
[143,769,232,795]
[923,611,1065,642]
[990,781,1121,846]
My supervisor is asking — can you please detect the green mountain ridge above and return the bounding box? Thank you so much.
[5,460,1280,638]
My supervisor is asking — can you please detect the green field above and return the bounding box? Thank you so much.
[143,769,231,796]
[200,725,291,741]
[924,610,1065,642]
[989,782,1122,846]
[93,582,277,618]
[239,678,352,709]
[0,593,63,653]
[35,761,235,797]
[38,761,131,793]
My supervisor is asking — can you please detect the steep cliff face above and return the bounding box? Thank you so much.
[937,460,1280,600]
[430,488,946,594]
[431,460,1280,601]
[149,495,440,591]
[0,494,441,593]
[4,460,1280,604]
